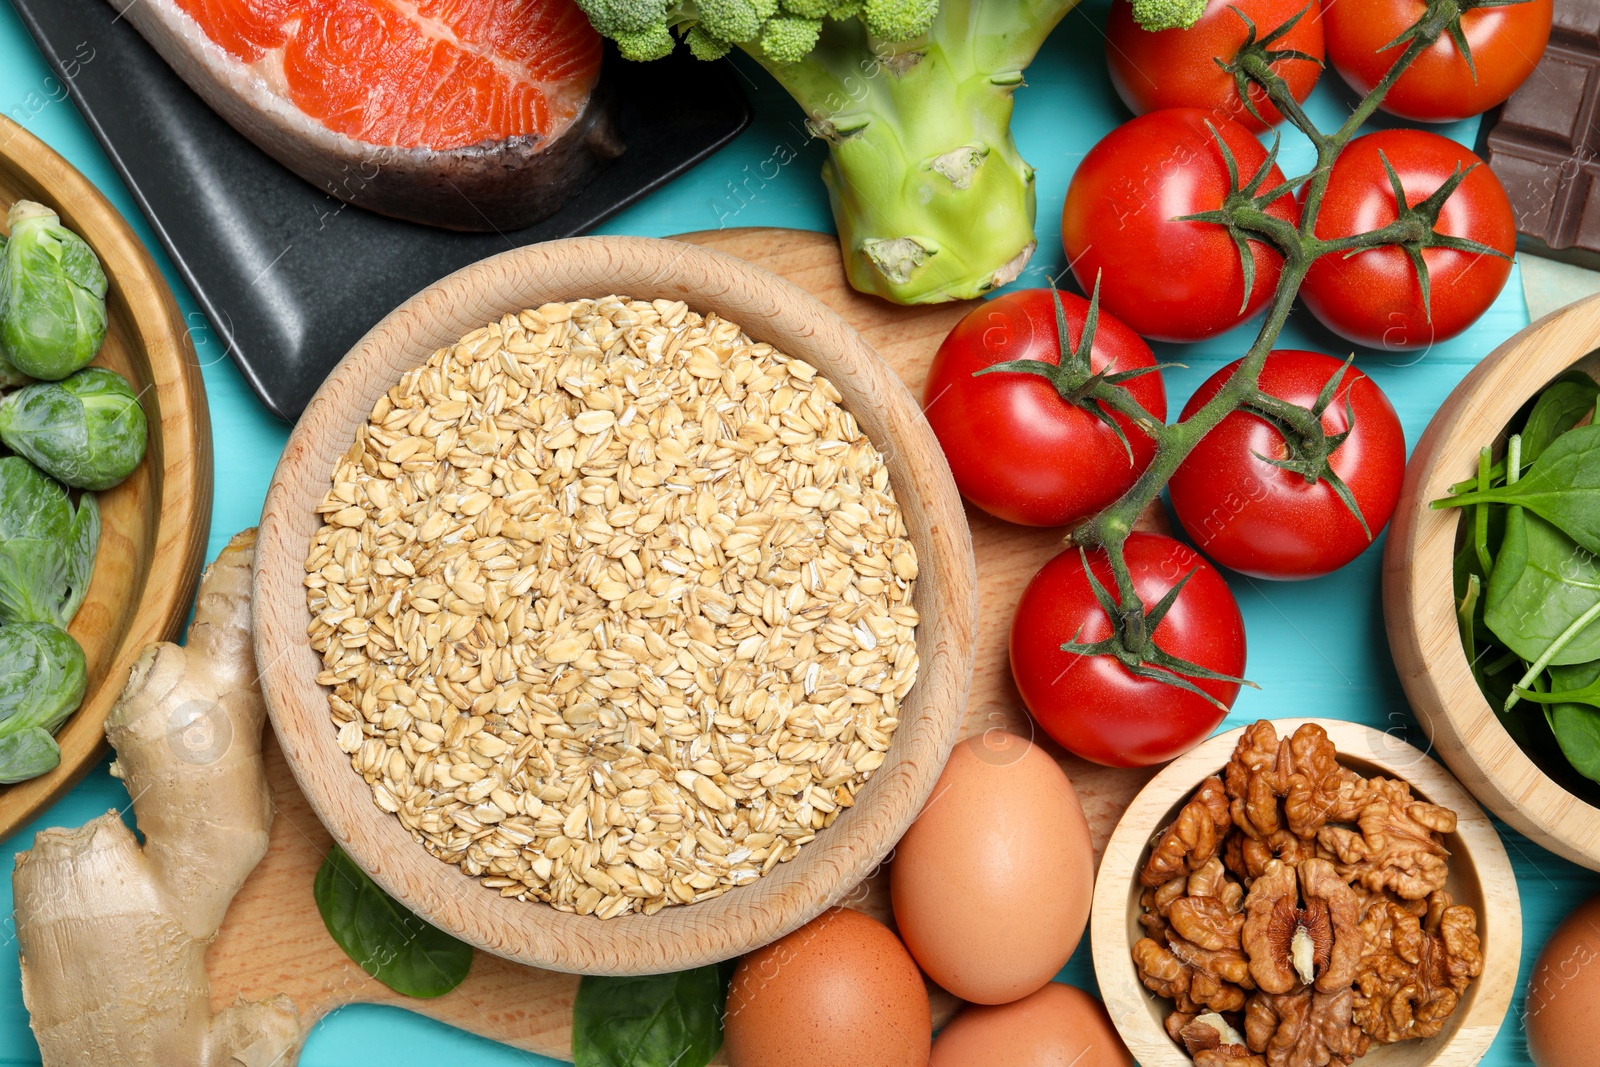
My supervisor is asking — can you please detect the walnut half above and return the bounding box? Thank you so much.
[1352,891,1483,1044]
[1242,859,1362,995]
[1245,988,1369,1067]
[1144,776,1233,887]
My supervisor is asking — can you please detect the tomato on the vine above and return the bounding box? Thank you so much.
[1301,130,1514,350]
[1325,0,1551,123]
[1062,109,1301,344]
[1169,351,1406,580]
[921,289,1167,527]
[1009,534,1245,767]
[1105,0,1324,132]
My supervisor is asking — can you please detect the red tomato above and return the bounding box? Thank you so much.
[1009,534,1245,767]
[1105,0,1324,132]
[1325,0,1551,122]
[1301,130,1514,350]
[1062,109,1301,344]
[921,289,1168,527]
[1169,351,1406,579]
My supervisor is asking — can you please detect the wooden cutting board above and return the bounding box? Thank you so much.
[206,227,1159,1061]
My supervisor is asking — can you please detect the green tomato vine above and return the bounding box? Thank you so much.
[996,0,1519,706]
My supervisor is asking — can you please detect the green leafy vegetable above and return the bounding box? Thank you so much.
[1437,424,1600,555]
[573,966,727,1067]
[0,367,149,490]
[0,200,107,381]
[312,845,473,998]
[0,457,99,627]
[1444,374,1600,793]
[1541,661,1600,782]
[0,726,60,783]
[1482,510,1600,665]
[1521,374,1599,466]
[1449,372,1599,494]
[1549,703,1600,781]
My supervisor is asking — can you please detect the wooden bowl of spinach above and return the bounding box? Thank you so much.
[1386,293,1600,872]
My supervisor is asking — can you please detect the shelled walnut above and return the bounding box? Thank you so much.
[1352,891,1483,1043]
[1134,721,1481,1067]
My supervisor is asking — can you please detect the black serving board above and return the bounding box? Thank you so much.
[12,0,751,419]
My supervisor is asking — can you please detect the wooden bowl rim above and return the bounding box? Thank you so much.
[253,234,978,974]
[1382,294,1600,870]
[0,114,212,838]
[1090,718,1519,1067]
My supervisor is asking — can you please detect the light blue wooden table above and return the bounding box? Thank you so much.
[0,1,1589,1062]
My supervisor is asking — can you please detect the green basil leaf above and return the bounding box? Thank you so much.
[573,966,726,1067]
[313,845,472,998]
[1484,511,1600,665]
[1443,425,1600,554]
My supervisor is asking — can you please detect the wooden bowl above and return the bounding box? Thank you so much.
[1384,295,1600,871]
[0,116,211,838]
[253,235,978,974]
[1091,719,1519,1067]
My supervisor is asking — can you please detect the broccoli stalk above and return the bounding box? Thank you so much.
[576,0,1081,304]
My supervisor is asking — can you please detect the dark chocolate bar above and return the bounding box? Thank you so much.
[1479,0,1600,270]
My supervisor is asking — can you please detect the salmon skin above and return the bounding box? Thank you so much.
[109,0,623,231]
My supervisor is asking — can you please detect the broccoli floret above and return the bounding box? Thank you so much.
[582,0,669,35]
[1129,0,1206,30]
[827,0,863,17]
[694,0,779,42]
[684,23,734,59]
[612,22,676,59]
[780,0,832,17]
[861,0,938,40]
[758,15,823,61]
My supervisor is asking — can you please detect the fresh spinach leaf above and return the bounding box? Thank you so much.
[313,845,472,998]
[573,966,727,1067]
[1521,374,1600,466]
[1551,704,1600,783]
[1439,425,1600,555]
[1448,373,1599,494]
[1529,661,1600,784]
[1483,510,1600,665]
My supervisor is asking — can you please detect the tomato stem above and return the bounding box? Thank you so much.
[1057,0,1528,688]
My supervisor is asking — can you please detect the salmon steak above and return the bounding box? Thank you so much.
[108,0,622,230]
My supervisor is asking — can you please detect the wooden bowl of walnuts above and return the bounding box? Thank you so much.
[1091,718,1518,1067]
[252,235,978,974]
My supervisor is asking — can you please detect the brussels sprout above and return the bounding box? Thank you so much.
[0,457,99,627]
[0,621,86,735]
[0,727,60,783]
[0,200,108,381]
[0,367,148,490]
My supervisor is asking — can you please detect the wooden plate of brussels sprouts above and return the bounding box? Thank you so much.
[0,114,210,839]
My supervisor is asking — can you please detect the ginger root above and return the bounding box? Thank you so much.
[12,530,302,1066]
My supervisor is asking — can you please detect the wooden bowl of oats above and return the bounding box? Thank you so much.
[253,235,977,975]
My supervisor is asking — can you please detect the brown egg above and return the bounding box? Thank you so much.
[931,982,1133,1067]
[724,906,931,1067]
[1528,893,1600,1067]
[891,731,1095,1004]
